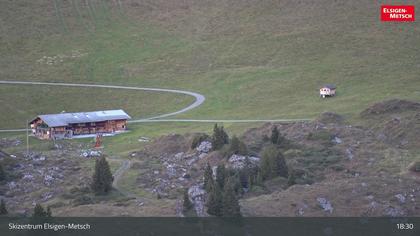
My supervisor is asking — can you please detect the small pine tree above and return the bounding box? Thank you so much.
[0,199,7,215]
[256,171,263,186]
[222,177,241,217]
[182,188,193,214]
[212,124,229,150]
[46,206,52,217]
[260,146,289,180]
[0,163,6,181]
[206,183,223,217]
[33,204,47,217]
[220,126,229,145]
[229,136,240,154]
[216,164,226,190]
[271,126,279,144]
[203,163,214,192]
[91,156,114,195]
[288,170,296,186]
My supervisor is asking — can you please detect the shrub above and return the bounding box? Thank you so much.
[32,204,51,217]
[306,130,333,146]
[228,136,248,156]
[72,195,94,206]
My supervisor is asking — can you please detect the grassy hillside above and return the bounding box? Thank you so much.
[1,0,419,130]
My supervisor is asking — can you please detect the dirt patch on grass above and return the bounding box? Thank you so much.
[361,99,420,117]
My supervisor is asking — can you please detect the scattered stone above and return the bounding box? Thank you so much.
[395,194,406,204]
[332,136,342,144]
[384,206,405,217]
[188,185,206,217]
[22,174,34,181]
[317,197,333,213]
[80,150,102,158]
[228,154,260,170]
[345,148,354,160]
[196,141,212,154]
[8,181,17,190]
[138,137,151,142]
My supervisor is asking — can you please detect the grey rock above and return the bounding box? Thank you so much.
[317,197,333,213]
[228,154,260,170]
[196,141,212,154]
[332,136,342,144]
[395,194,406,204]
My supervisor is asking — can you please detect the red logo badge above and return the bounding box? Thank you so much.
[381,5,415,22]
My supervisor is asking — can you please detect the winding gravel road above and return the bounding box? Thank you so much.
[0,80,311,132]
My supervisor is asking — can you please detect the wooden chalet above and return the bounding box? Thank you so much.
[29,110,131,140]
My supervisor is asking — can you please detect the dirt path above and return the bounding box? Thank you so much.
[112,159,137,198]
[0,80,206,130]
[0,80,311,133]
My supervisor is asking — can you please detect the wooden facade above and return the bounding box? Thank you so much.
[29,110,130,140]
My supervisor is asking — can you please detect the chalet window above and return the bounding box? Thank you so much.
[90,122,96,126]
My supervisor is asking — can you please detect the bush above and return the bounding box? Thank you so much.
[72,195,94,206]
[32,204,51,218]
[306,130,333,146]
[228,136,248,156]
[191,133,210,149]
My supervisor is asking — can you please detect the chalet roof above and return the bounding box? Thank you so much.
[30,110,131,127]
[321,84,337,89]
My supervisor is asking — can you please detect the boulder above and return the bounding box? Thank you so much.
[196,141,212,154]
[228,154,260,170]
[316,197,333,213]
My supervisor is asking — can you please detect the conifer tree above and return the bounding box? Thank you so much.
[46,206,52,217]
[216,164,226,190]
[203,163,214,192]
[206,183,223,217]
[182,188,193,214]
[0,163,5,181]
[271,126,279,145]
[260,146,289,180]
[91,156,114,195]
[33,204,48,217]
[222,177,241,217]
[0,199,7,215]
[212,124,229,150]
[288,170,296,186]
[270,126,289,148]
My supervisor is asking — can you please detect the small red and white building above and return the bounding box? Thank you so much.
[319,84,337,98]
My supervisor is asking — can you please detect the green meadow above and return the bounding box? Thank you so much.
[1,0,419,147]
